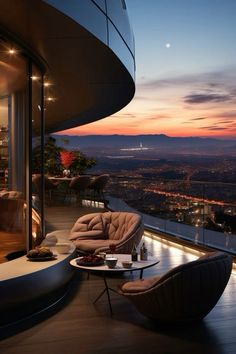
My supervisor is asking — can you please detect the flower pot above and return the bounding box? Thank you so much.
[63,169,70,177]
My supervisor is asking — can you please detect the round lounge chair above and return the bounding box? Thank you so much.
[119,251,232,323]
[69,211,144,254]
[44,211,144,255]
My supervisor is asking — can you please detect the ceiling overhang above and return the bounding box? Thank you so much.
[0,0,135,133]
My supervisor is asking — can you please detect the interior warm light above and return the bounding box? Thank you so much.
[31,75,39,81]
[8,49,16,54]
[44,82,51,87]
[46,96,55,102]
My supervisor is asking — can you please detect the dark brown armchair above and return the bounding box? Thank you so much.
[88,174,109,203]
[32,174,59,202]
[119,251,232,323]
[69,175,91,205]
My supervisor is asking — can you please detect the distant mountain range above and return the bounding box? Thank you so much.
[52,134,236,156]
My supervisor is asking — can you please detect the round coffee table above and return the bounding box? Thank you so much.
[70,254,159,315]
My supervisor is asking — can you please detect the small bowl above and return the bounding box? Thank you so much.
[105,257,118,269]
[55,242,71,254]
[122,261,133,269]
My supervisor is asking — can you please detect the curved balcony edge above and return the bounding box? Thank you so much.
[0,249,77,327]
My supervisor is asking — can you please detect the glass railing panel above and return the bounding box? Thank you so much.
[106,176,236,254]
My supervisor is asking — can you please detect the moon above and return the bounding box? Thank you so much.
[165,43,171,48]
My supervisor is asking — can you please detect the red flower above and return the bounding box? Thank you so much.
[60,151,76,169]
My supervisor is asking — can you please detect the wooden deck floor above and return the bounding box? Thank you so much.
[1,205,236,354]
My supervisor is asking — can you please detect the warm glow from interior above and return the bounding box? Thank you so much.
[31,75,39,81]
[8,49,16,54]
[46,97,55,102]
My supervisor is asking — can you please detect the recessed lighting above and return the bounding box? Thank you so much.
[8,48,16,54]
[44,82,51,87]
[31,75,39,81]
[46,96,55,102]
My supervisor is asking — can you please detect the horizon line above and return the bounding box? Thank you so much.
[53,132,236,140]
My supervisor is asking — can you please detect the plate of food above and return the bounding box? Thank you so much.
[26,246,57,261]
[76,255,104,266]
[27,255,57,262]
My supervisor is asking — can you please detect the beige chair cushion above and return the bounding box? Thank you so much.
[0,190,22,199]
[0,190,9,198]
[65,211,143,254]
[103,212,141,241]
[69,212,142,242]
[69,213,108,241]
[72,238,120,253]
[120,276,161,293]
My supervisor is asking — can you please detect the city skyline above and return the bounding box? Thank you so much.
[58,0,236,139]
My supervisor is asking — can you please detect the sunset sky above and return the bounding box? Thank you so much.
[61,0,236,139]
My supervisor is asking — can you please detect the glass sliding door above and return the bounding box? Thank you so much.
[0,37,45,262]
[0,40,28,262]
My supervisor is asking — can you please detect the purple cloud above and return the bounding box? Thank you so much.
[200,125,228,131]
[184,93,232,104]
[190,117,207,120]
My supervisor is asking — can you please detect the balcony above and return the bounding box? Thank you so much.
[1,194,236,353]
[1,174,235,347]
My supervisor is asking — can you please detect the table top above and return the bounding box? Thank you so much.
[70,254,159,273]
[48,176,73,181]
[48,175,94,182]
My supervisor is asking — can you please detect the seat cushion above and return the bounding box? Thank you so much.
[73,238,120,253]
[70,230,105,240]
[120,276,161,293]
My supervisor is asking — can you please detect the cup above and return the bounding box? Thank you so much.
[122,261,133,269]
[105,257,118,269]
